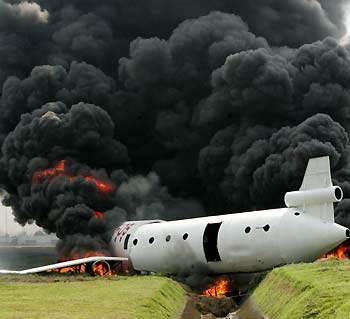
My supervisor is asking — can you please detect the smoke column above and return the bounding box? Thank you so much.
[0,0,349,257]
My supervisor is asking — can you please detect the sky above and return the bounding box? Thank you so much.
[343,3,350,42]
[0,203,41,236]
[347,4,350,33]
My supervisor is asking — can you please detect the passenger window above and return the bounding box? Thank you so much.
[149,237,155,244]
[245,227,251,234]
[263,225,270,232]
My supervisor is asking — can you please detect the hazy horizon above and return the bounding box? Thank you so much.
[0,204,44,236]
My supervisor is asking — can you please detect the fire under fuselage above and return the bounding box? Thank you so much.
[110,209,349,274]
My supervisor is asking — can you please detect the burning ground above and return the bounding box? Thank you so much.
[0,0,350,260]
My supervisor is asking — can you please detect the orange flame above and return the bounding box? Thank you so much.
[33,160,116,193]
[319,242,350,260]
[57,264,85,274]
[203,278,230,298]
[84,176,115,192]
[52,251,108,274]
[92,261,111,276]
[93,211,104,219]
[33,160,66,182]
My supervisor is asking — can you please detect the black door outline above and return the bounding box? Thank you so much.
[124,234,131,250]
[203,222,222,262]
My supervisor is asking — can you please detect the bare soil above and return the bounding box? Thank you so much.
[181,295,266,319]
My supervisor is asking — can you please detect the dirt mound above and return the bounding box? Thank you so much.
[189,293,238,317]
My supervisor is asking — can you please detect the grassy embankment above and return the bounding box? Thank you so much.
[0,275,186,319]
[253,259,350,319]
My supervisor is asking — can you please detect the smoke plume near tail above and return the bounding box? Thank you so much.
[0,0,349,257]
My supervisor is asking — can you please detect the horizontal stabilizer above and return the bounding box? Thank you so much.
[284,156,342,222]
[0,256,128,275]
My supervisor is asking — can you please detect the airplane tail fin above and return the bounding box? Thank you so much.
[284,156,343,222]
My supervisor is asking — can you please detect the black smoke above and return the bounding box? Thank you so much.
[0,0,349,256]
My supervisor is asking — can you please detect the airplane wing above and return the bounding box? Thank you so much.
[0,256,128,274]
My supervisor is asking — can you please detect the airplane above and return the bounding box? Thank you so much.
[0,156,348,276]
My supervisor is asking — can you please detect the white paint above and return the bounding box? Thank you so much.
[285,187,341,208]
[110,156,349,274]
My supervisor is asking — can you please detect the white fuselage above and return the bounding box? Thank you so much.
[110,208,349,274]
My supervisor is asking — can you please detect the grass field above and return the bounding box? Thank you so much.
[253,259,350,319]
[0,274,186,319]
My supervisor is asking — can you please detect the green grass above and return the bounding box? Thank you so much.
[253,259,350,319]
[0,275,186,319]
